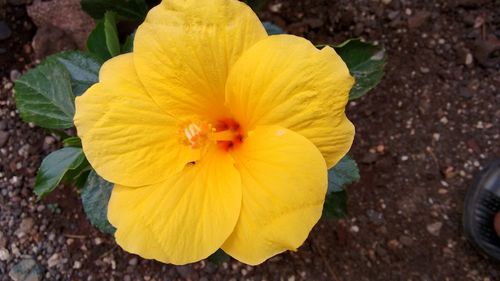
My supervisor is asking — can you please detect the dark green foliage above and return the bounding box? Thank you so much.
[81,171,116,234]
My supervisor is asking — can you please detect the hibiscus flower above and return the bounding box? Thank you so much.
[74,0,354,265]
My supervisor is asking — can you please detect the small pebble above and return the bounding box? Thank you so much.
[376,144,385,153]
[427,222,443,236]
[0,131,9,147]
[9,69,21,81]
[399,235,413,246]
[387,239,400,250]
[350,225,360,233]
[0,248,10,261]
[16,217,35,237]
[47,253,61,268]
[420,67,430,73]
[269,3,282,13]
[9,258,44,281]
[465,53,473,65]
[129,257,138,266]
[0,231,5,248]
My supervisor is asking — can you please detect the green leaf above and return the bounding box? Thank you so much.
[121,31,135,53]
[14,59,75,129]
[333,39,386,100]
[63,136,82,147]
[327,155,360,193]
[323,155,359,220]
[74,170,91,189]
[323,190,348,219]
[104,12,121,57]
[87,12,120,61]
[49,51,102,96]
[81,0,148,21]
[63,157,90,185]
[81,171,116,234]
[244,0,268,11]
[47,129,70,140]
[87,21,111,61]
[207,249,230,265]
[34,147,86,199]
[262,21,284,35]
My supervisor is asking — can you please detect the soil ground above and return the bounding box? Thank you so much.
[0,0,499,280]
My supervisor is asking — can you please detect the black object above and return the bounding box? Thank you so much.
[463,159,500,262]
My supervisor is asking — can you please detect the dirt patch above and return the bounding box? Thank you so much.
[1,0,499,280]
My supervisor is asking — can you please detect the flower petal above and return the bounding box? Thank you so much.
[74,54,197,187]
[222,126,327,265]
[134,0,267,121]
[225,35,355,168]
[108,146,242,265]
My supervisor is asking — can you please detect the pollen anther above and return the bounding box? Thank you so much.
[180,119,243,151]
[181,121,210,149]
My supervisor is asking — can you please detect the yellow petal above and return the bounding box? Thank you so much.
[222,126,327,265]
[108,146,242,265]
[74,54,197,187]
[108,185,170,262]
[133,0,267,121]
[225,35,355,168]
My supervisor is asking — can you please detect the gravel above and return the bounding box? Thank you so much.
[1,0,499,280]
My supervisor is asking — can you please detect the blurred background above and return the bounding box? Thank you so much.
[0,0,499,280]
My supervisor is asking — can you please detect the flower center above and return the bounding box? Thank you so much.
[180,119,243,151]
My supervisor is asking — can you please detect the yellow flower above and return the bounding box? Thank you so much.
[74,0,354,265]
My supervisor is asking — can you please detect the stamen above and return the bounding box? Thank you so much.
[192,124,201,131]
[184,128,193,140]
[210,130,235,141]
[188,124,198,137]
[179,119,243,151]
[182,121,207,148]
